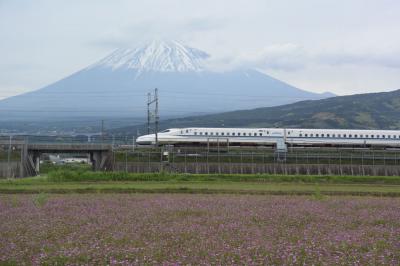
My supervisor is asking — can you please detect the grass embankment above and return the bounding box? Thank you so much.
[1,170,400,196]
[45,170,400,184]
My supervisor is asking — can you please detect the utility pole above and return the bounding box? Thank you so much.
[7,135,12,178]
[147,88,159,146]
[155,88,159,145]
[101,120,105,143]
[147,92,151,135]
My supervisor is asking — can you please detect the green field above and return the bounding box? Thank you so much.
[1,170,400,196]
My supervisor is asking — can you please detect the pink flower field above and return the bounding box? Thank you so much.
[1,194,400,265]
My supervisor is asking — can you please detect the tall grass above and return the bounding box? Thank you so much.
[47,169,180,182]
[40,162,91,174]
[46,169,400,184]
[33,192,48,208]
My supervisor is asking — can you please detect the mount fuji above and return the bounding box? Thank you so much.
[0,40,334,123]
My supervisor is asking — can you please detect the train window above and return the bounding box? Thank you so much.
[200,132,203,135]
[349,134,352,138]
[366,135,369,138]
[316,134,319,137]
[343,134,347,138]
[382,135,385,138]
[305,134,308,137]
[267,131,270,134]
[232,133,235,136]
[360,135,363,138]
[259,133,262,136]
[354,134,357,138]
[288,132,291,135]
[205,132,208,136]
[221,133,225,136]
[371,135,374,138]
[254,133,257,136]
[186,130,189,133]
[310,134,314,137]
[299,133,303,137]
[216,133,219,136]
[338,134,341,137]
[321,134,325,137]
[243,133,246,136]
[194,132,197,135]
[327,134,330,137]
[238,133,241,136]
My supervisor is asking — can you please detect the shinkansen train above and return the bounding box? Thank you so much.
[136,127,400,148]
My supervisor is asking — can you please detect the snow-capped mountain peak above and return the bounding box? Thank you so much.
[91,40,210,73]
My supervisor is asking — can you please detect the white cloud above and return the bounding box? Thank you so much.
[206,44,400,73]
[204,43,306,71]
[90,17,228,49]
[317,48,400,69]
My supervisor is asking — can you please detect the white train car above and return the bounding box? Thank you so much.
[136,128,400,148]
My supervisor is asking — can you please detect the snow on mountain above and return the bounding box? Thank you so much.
[90,40,210,74]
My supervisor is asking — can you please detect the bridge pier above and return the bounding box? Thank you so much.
[90,151,112,171]
[32,151,41,173]
[22,150,41,176]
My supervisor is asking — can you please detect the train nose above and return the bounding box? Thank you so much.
[136,134,155,145]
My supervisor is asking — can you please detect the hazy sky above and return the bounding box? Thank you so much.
[1,0,400,99]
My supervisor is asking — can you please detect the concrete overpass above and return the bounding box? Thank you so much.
[0,140,114,177]
[26,143,113,174]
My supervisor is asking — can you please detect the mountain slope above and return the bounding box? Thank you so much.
[113,89,400,135]
[0,40,332,122]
